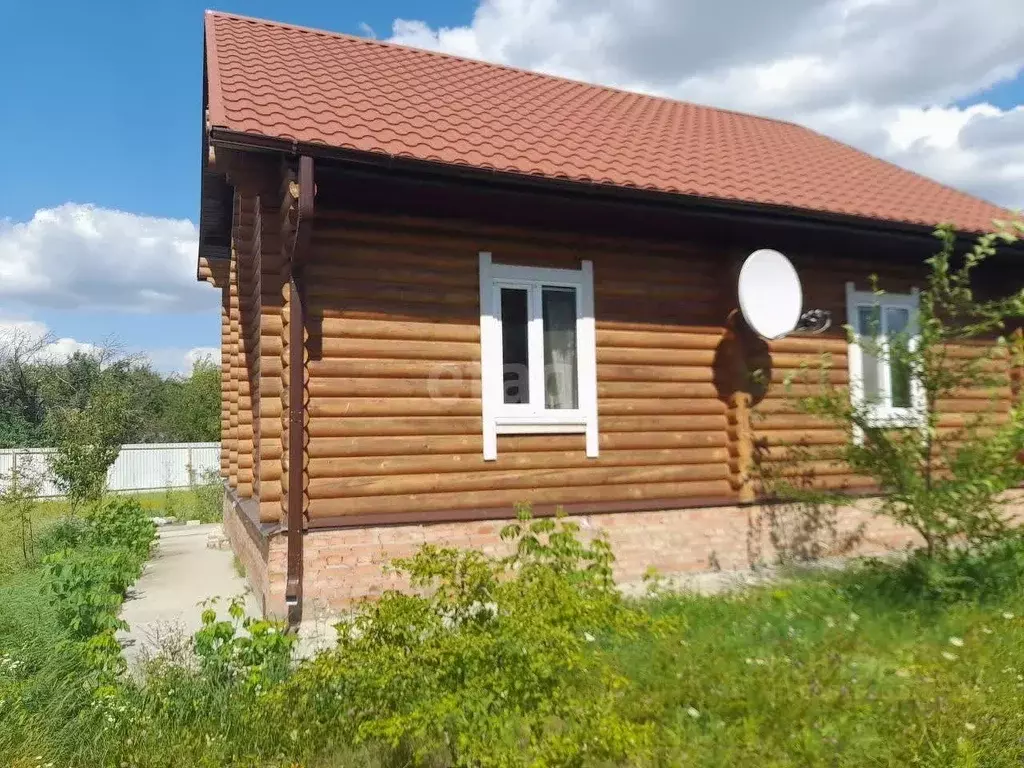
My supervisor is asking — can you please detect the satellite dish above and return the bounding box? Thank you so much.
[738,249,803,340]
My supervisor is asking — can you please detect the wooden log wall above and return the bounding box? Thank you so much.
[213,155,292,524]
[219,276,232,481]
[198,256,233,482]
[752,255,1015,493]
[233,194,256,499]
[213,187,1021,526]
[301,210,734,520]
[254,189,286,524]
[277,167,311,525]
[226,239,240,491]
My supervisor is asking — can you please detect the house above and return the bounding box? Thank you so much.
[197,11,1023,620]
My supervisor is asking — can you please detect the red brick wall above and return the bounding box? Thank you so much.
[227,490,1024,618]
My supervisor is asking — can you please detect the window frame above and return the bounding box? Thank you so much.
[845,281,926,430]
[479,252,598,460]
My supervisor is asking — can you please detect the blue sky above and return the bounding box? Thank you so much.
[1,1,1022,372]
[0,1,475,372]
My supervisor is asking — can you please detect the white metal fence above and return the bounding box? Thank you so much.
[0,443,220,497]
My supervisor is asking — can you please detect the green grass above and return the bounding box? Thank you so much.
[613,574,1024,766]
[33,487,219,520]
[4,524,1024,766]
[0,487,221,587]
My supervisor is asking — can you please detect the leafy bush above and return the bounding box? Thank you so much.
[271,507,654,767]
[39,494,156,679]
[842,534,1024,606]
[43,546,138,639]
[46,378,133,510]
[193,596,295,690]
[779,225,1024,557]
[36,515,89,556]
[82,495,157,559]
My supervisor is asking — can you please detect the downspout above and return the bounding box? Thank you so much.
[285,155,315,626]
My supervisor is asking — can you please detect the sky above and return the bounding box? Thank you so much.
[1,0,1022,373]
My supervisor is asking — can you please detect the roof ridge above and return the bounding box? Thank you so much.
[203,9,809,134]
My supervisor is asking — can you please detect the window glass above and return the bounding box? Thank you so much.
[542,287,579,409]
[857,305,883,401]
[885,307,912,408]
[500,288,530,404]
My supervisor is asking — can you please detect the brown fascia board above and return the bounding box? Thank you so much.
[205,126,1012,248]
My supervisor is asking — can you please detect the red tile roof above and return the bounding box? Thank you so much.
[205,11,1012,233]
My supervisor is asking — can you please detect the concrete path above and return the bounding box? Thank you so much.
[118,524,259,666]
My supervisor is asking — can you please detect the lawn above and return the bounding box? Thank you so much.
[3,510,1024,766]
[617,578,1024,765]
[0,486,220,582]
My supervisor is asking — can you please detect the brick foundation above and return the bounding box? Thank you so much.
[224,489,1024,617]
[225,489,1024,617]
[222,493,273,614]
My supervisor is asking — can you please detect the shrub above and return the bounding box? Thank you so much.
[46,370,135,511]
[43,546,138,639]
[843,533,1024,606]
[39,494,156,678]
[779,225,1024,557]
[82,495,157,559]
[36,516,89,556]
[270,507,653,767]
[193,596,295,690]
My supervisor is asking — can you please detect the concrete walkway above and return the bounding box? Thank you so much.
[118,524,259,666]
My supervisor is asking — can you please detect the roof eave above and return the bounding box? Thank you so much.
[206,126,1001,246]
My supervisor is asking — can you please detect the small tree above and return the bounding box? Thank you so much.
[47,374,135,512]
[779,224,1024,558]
[0,458,44,566]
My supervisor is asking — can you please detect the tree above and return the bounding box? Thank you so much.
[45,346,140,511]
[160,357,221,442]
[0,459,44,567]
[0,336,221,449]
[0,327,51,447]
[778,224,1024,558]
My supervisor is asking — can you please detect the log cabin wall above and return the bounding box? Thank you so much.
[214,156,294,525]
[295,207,1018,525]
[226,240,240,491]
[233,194,257,499]
[752,254,1014,494]
[219,274,232,481]
[303,208,737,523]
[254,188,286,525]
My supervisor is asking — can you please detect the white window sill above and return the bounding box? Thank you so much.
[863,408,925,430]
[495,415,587,435]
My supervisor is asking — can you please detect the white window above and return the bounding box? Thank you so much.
[845,282,925,429]
[478,252,598,460]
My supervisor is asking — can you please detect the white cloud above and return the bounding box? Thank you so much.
[145,346,221,376]
[0,317,219,375]
[0,204,209,312]
[389,0,1024,209]
[185,346,221,371]
[0,317,96,363]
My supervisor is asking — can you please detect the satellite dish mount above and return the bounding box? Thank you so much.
[737,249,830,339]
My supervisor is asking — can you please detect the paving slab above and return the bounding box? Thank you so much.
[118,524,259,666]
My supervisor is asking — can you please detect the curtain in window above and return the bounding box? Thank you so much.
[542,288,578,409]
